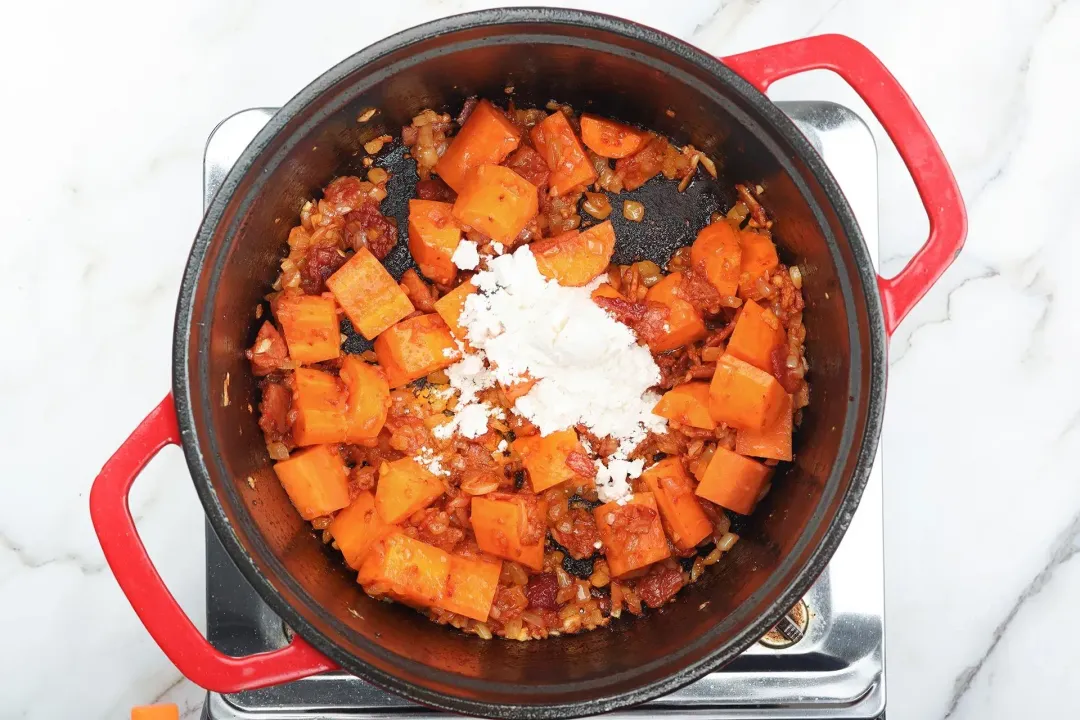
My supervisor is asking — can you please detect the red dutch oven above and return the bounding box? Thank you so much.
[91,9,965,718]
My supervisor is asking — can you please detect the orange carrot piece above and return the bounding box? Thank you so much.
[273,444,350,520]
[470,493,547,571]
[594,493,671,577]
[652,381,716,430]
[326,247,414,340]
[727,299,786,372]
[408,199,462,286]
[531,221,616,287]
[738,230,779,296]
[273,292,341,365]
[375,457,446,524]
[432,280,477,342]
[499,376,536,405]
[696,446,772,515]
[641,458,713,551]
[374,314,461,388]
[580,114,647,159]
[328,491,391,569]
[358,532,451,609]
[452,164,538,244]
[339,356,391,443]
[530,110,598,195]
[590,283,624,302]
[708,354,787,431]
[441,554,502,621]
[735,392,793,461]
[436,100,521,192]
[512,429,586,493]
[643,272,708,351]
[292,367,348,446]
[691,221,742,297]
[131,705,179,720]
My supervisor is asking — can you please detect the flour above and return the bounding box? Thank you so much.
[414,446,449,477]
[451,239,480,270]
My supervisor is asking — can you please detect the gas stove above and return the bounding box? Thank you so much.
[200,101,885,720]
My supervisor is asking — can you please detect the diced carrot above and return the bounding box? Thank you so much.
[375,457,446,524]
[292,367,348,446]
[441,554,502,621]
[328,491,391,569]
[452,164,538,244]
[131,705,179,720]
[736,392,793,461]
[432,280,477,342]
[641,458,713,551]
[708,354,787,431]
[530,110,598,195]
[326,247,414,340]
[738,230,779,296]
[531,221,616,287]
[643,272,708,351]
[512,428,585,492]
[358,532,451,609]
[374,314,461,388]
[696,446,772,515]
[273,444,350,520]
[727,299,786,372]
[470,493,547,570]
[436,100,521,192]
[594,493,671,577]
[691,222,742,297]
[580,114,647,159]
[590,283,624,302]
[652,381,716,430]
[339,356,391,443]
[499,376,535,405]
[408,199,461,286]
[273,292,341,365]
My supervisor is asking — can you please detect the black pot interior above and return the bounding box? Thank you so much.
[176,9,884,717]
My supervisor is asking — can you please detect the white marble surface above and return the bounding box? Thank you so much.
[3,0,1077,717]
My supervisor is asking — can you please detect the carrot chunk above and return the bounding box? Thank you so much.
[470,493,547,570]
[339,356,391,443]
[580,114,647,159]
[590,283,624,302]
[652,381,716,430]
[696,446,772,515]
[452,164,538,244]
[643,272,708,351]
[291,367,348,446]
[374,457,446,524]
[273,292,341,365]
[131,705,179,720]
[708,354,787,431]
[326,247,414,340]
[436,100,521,192]
[738,230,779,296]
[359,532,451,609]
[726,299,787,372]
[408,199,461,286]
[432,280,477,342]
[512,429,586,492]
[499,376,535,405]
[531,221,616,287]
[374,314,461,388]
[530,110,597,195]
[328,491,391,569]
[442,554,502,621]
[691,221,742,297]
[641,458,713,551]
[735,392,793,461]
[273,444,350,520]
[594,493,670,577]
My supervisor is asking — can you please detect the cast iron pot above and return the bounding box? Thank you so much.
[91,8,966,718]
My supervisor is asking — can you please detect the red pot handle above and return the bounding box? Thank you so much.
[89,394,336,692]
[723,34,967,335]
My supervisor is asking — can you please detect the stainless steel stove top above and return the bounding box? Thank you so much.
[200,101,884,720]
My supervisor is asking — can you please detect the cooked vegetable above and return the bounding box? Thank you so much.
[470,493,546,570]
[580,114,647,159]
[375,457,446,524]
[643,272,707,351]
[622,200,645,222]
[708,353,787,431]
[131,705,179,720]
[512,429,585,492]
[374,314,461,388]
[432,279,478,342]
[339,356,391,443]
[408,199,462,286]
[452,164,539,244]
[272,444,350,520]
[590,283,624,302]
[738,230,780,297]
[435,99,521,192]
[531,220,616,287]
[326,247,414,340]
[500,376,536,405]
[291,367,348,446]
[695,446,772,515]
[443,555,502,621]
[735,392,793,461]
[691,221,742,297]
[530,110,597,195]
[726,299,786,372]
[359,532,451,609]
[652,381,716,430]
[582,191,612,220]
[641,458,713,551]
[593,493,671,577]
[328,491,391,569]
[273,292,341,365]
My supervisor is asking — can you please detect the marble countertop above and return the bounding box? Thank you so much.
[4,0,1077,717]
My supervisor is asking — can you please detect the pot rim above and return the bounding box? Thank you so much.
[173,7,887,717]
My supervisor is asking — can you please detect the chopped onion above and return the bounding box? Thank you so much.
[582,192,612,220]
[623,200,645,222]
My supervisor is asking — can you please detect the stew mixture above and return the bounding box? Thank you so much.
[247,99,808,640]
